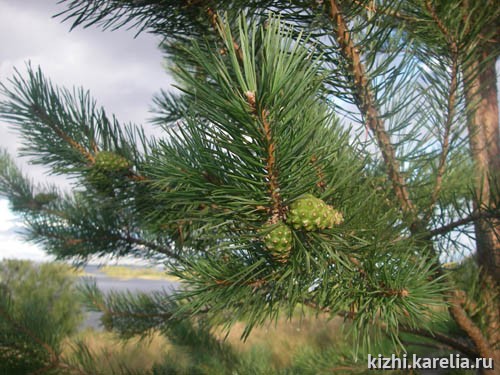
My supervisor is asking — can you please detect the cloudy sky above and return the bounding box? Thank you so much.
[0,0,173,261]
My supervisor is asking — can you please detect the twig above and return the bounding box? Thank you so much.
[428,210,500,237]
[261,108,283,222]
[32,104,95,164]
[424,0,453,44]
[328,0,415,218]
[303,301,479,357]
[400,339,458,352]
[399,326,477,358]
[123,235,182,261]
[449,290,496,359]
[38,229,182,262]
[426,57,459,221]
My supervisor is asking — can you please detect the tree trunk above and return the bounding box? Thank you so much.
[464,53,500,285]
[463,52,500,375]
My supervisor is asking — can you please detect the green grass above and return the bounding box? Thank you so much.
[98,265,180,281]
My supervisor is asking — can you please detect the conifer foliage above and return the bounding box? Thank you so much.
[144,18,443,339]
[0,0,499,372]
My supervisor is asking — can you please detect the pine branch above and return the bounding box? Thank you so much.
[426,53,459,220]
[428,210,500,237]
[304,299,475,357]
[260,107,282,222]
[424,0,454,44]
[449,290,495,359]
[31,103,95,164]
[398,326,477,358]
[79,282,183,339]
[310,155,327,191]
[35,225,180,261]
[327,0,415,217]
[124,235,182,261]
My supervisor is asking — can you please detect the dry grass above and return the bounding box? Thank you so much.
[216,312,343,368]
[98,265,180,281]
[63,329,170,373]
[60,312,344,373]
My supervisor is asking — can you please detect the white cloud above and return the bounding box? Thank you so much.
[0,199,52,261]
[0,0,173,260]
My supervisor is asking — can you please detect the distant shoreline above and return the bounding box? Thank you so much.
[79,265,180,330]
[82,264,180,281]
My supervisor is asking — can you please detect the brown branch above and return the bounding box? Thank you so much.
[400,339,461,352]
[398,326,477,358]
[261,108,283,222]
[303,300,331,313]
[32,104,95,164]
[128,171,148,182]
[428,210,500,237]
[424,0,453,44]
[328,0,415,217]
[426,50,459,221]
[38,228,182,262]
[122,235,183,262]
[304,302,479,357]
[244,91,283,221]
[90,138,99,155]
[449,290,495,359]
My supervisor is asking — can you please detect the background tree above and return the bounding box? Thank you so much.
[0,260,82,374]
[0,0,498,373]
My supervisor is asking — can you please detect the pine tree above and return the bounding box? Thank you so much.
[0,1,498,373]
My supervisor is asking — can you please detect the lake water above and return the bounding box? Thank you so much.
[80,265,180,330]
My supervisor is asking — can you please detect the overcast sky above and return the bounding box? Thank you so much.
[0,0,173,261]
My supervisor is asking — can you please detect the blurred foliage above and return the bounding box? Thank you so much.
[0,259,82,374]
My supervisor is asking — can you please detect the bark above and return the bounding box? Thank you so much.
[449,291,499,375]
[463,54,500,287]
[328,0,416,218]
[463,50,500,375]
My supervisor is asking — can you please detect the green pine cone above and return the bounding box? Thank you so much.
[325,205,344,228]
[287,194,343,231]
[262,221,292,261]
[94,151,130,173]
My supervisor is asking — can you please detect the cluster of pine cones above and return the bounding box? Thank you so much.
[262,194,343,262]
